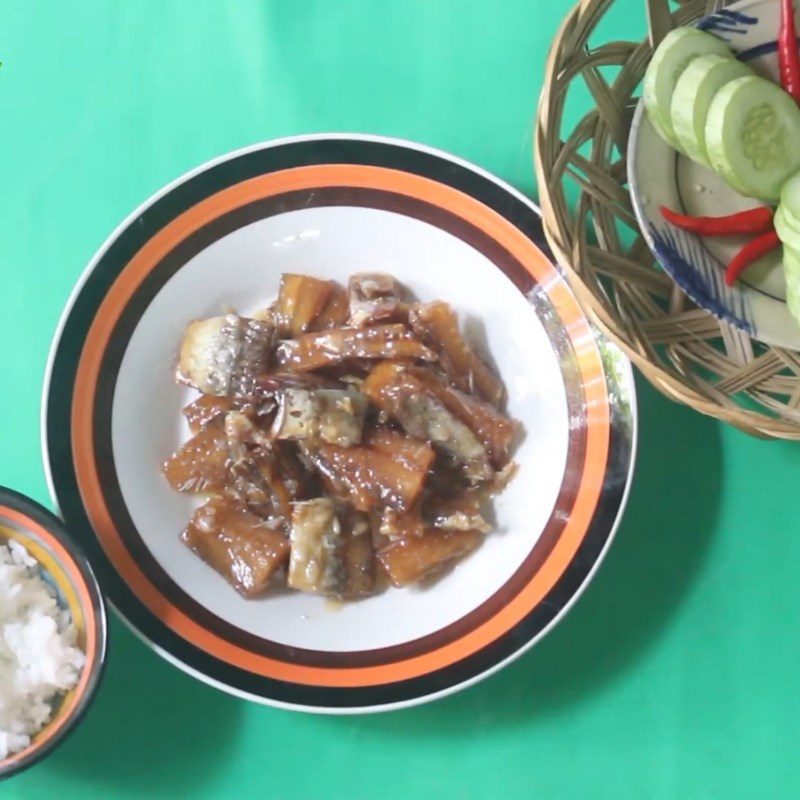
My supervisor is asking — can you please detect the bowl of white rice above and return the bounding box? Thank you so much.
[0,487,106,780]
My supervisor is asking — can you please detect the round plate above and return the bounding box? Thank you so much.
[629,0,800,349]
[43,134,636,713]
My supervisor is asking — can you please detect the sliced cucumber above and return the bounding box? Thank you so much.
[644,28,733,151]
[670,54,751,167]
[786,270,800,323]
[784,204,800,237]
[775,205,800,247]
[775,210,800,324]
[705,75,800,201]
[785,252,800,282]
[784,255,800,325]
[777,176,800,266]
[778,215,800,324]
[780,170,800,220]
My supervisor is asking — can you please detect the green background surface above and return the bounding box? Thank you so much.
[2,1,799,798]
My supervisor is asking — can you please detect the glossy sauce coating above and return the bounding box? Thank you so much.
[163,272,519,600]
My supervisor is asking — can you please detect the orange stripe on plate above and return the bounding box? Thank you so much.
[70,165,610,687]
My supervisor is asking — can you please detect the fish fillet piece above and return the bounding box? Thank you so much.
[224,411,293,523]
[311,283,350,330]
[348,273,409,326]
[271,388,367,446]
[362,362,492,482]
[182,395,233,434]
[377,529,481,587]
[162,423,229,494]
[409,301,504,406]
[181,497,289,597]
[288,498,374,597]
[301,430,434,513]
[273,274,334,338]
[178,314,273,397]
[403,367,516,468]
[274,324,435,372]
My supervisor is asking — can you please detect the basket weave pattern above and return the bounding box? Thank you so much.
[535,0,800,438]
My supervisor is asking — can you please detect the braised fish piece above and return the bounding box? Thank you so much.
[301,432,434,513]
[310,282,350,330]
[271,388,367,447]
[182,395,233,435]
[424,492,491,533]
[273,440,321,501]
[287,498,342,596]
[348,273,408,326]
[378,504,425,540]
[288,499,375,598]
[408,301,504,407]
[257,371,339,396]
[366,427,436,469]
[162,423,229,494]
[274,324,435,372]
[182,497,289,598]
[178,314,274,397]
[403,367,516,468]
[362,362,492,482]
[341,511,375,598]
[273,274,334,338]
[224,410,267,460]
[225,411,293,523]
[377,529,482,587]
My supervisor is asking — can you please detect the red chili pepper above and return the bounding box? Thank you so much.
[779,0,800,104]
[725,229,780,286]
[660,205,774,235]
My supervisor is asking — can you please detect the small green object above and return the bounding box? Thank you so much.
[785,263,800,322]
[773,197,800,323]
[779,170,800,222]
[705,75,800,201]
[775,204,800,247]
[670,54,752,167]
[783,245,800,275]
[644,27,733,152]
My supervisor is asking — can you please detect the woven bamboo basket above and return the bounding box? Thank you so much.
[535,0,800,438]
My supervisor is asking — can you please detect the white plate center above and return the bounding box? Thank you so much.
[111,205,570,652]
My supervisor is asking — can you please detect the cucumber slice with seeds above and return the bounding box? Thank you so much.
[705,75,800,201]
[671,54,752,167]
[644,27,733,151]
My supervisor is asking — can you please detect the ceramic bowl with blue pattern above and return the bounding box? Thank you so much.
[0,488,107,780]
[629,0,800,349]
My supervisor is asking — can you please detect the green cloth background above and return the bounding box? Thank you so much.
[3,1,799,797]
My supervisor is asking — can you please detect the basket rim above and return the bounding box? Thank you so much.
[533,0,800,438]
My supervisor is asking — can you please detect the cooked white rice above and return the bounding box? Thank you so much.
[0,539,85,761]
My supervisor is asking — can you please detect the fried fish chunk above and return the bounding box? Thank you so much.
[409,301,504,406]
[274,325,435,372]
[363,362,493,482]
[182,497,289,597]
[288,499,374,598]
[377,529,482,587]
[178,314,274,397]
